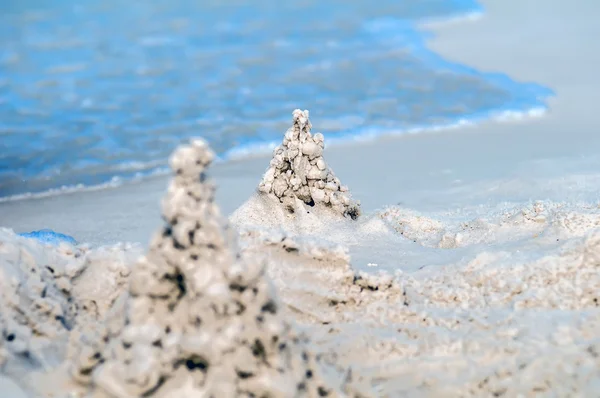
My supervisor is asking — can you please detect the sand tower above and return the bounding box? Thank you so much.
[259,110,361,220]
[72,139,351,397]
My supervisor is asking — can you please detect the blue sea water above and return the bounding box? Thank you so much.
[19,229,77,245]
[0,0,552,199]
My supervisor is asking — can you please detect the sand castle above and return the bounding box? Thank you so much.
[72,139,354,397]
[259,110,361,220]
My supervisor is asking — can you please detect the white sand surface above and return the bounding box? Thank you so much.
[2,0,600,396]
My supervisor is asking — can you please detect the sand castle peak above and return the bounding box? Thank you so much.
[259,109,361,220]
[72,138,351,397]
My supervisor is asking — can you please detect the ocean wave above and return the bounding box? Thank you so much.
[0,168,169,203]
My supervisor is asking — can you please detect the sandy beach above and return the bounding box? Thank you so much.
[1,0,600,396]
[2,0,600,245]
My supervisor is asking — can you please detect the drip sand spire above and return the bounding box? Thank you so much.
[259,110,361,219]
[72,138,353,397]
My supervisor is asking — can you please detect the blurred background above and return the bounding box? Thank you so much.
[0,0,550,198]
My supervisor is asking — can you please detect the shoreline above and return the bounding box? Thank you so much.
[0,104,547,206]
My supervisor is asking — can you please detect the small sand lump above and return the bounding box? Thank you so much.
[73,138,352,398]
[259,109,361,219]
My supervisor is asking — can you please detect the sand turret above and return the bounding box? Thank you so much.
[72,139,351,397]
[259,110,360,220]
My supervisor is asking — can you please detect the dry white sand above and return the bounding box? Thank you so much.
[1,0,600,396]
